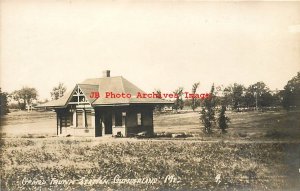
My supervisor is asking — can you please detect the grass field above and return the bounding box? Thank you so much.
[154,110,300,141]
[1,109,300,190]
[2,109,300,140]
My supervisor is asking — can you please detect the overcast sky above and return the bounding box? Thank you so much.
[1,0,300,100]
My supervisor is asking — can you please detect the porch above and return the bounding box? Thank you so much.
[55,105,154,137]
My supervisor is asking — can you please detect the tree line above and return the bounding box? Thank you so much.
[1,72,299,116]
[169,72,300,112]
[0,83,66,115]
[163,72,299,134]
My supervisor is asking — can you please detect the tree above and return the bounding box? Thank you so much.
[184,99,192,108]
[218,105,230,133]
[260,91,274,107]
[244,82,272,109]
[0,88,9,116]
[173,87,184,112]
[282,72,300,110]
[51,82,67,100]
[270,90,283,107]
[11,87,38,111]
[154,89,164,112]
[223,83,245,111]
[200,84,216,134]
[191,82,200,111]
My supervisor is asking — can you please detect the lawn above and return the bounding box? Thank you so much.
[1,138,300,190]
[1,109,300,190]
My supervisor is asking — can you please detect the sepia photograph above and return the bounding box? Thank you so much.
[0,0,300,190]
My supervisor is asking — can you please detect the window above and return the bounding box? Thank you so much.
[113,112,126,127]
[137,113,142,126]
[85,111,91,127]
[61,115,71,127]
[79,96,85,102]
[122,112,126,126]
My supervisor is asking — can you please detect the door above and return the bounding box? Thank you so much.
[104,112,112,134]
[95,111,102,137]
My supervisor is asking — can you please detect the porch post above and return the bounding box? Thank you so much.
[82,110,86,128]
[91,109,95,128]
[73,110,77,127]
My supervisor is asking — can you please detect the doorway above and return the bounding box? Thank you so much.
[95,109,112,137]
[103,112,112,135]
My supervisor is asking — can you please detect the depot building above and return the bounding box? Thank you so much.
[38,70,173,137]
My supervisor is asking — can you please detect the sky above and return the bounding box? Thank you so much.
[1,0,300,100]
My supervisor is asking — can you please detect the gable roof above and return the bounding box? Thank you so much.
[38,76,173,108]
[77,84,99,103]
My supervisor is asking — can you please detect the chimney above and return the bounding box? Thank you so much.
[102,70,110,77]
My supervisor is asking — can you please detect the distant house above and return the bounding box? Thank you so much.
[39,70,172,137]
